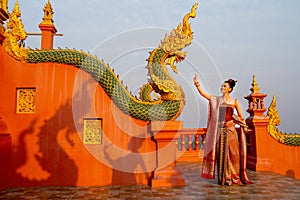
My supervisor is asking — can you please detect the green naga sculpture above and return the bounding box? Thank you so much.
[3,2,198,121]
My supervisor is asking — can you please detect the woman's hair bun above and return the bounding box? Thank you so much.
[225,79,237,89]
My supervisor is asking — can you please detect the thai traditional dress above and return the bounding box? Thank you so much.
[201,96,252,185]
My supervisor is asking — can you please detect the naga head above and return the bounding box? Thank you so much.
[3,1,28,61]
[6,1,27,41]
[159,2,198,73]
[267,96,281,126]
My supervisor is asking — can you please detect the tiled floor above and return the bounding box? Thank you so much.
[1,162,300,199]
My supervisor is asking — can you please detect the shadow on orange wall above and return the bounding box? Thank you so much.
[10,78,97,187]
[12,100,79,186]
[103,136,151,185]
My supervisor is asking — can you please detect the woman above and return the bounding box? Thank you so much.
[193,74,252,186]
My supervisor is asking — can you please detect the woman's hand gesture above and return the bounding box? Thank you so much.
[193,74,199,86]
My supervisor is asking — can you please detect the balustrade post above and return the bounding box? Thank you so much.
[149,121,185,187]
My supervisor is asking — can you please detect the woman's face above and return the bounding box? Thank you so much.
[221,82,232,94]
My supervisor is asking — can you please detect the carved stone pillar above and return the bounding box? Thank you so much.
[244,75,271,171]
[149,121,185,187]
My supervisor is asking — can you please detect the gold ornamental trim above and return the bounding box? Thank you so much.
[16,88,36,114]
[83,118,103,144]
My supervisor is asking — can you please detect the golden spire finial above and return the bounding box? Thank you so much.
[250,74,260,94]
[41,0,54,25]
[12,0,21,17]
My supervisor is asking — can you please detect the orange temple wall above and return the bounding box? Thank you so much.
[0,46,156,188]
[246,119,300,180]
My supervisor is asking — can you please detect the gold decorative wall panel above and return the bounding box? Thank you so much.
[83,118,103,144]
[16,88,36,113]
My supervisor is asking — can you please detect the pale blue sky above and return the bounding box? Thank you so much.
[9,0,300,132]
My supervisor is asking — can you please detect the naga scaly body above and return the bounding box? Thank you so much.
[25,48,182,121]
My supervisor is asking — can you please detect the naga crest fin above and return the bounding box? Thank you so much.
[160,3,198,73]
[178,2,198,37]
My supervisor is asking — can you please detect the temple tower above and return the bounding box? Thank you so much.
[244,75,268,119]
[39,0,57,49]
[244,75,271,171]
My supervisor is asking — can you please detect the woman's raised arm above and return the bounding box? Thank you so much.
[193,74,211,100]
